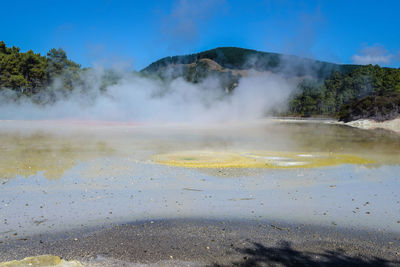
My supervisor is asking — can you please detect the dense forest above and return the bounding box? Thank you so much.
[1,42,400,122]
[288,64,400,120]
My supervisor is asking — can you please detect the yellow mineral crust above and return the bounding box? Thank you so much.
[154,150,374,168]
[0,255,84,266]
[0,135,114,180]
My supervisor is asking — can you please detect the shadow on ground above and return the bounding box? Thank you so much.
[212,241,399,267]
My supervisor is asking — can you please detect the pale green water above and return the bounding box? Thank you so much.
[0,119,399,180]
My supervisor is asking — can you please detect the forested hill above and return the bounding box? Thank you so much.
[142,47,359,79]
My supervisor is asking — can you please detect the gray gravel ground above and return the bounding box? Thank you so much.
[1,219,399,266]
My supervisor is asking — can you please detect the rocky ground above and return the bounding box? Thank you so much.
[1,219,399,266]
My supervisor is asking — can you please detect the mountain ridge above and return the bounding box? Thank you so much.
[141,47,360,79]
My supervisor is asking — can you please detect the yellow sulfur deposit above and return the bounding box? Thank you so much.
[0,134,114,180]
[0,255,84,267]
[153,150,374,169]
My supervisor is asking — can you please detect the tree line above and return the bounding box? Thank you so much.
[288,64,400,119]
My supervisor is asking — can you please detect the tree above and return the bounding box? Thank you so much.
[0,42,81,95]
[46,48,81,91]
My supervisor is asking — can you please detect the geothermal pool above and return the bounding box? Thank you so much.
[0,119,400,243]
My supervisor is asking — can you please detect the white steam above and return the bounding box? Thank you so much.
[0,67,296,124]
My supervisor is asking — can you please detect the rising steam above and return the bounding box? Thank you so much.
[0,67,296,124]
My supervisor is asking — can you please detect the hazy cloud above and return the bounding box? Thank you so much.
[285,7,324,58]
[160,0,228,49]
[352,45,395,65]
[262,4,325,60]
[85,43,135,70]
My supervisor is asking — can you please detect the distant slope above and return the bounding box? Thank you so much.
[142,47,359,79]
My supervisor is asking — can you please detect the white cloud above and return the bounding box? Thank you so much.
[352,45,394,65]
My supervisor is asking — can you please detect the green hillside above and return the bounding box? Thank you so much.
[142,47,359,79]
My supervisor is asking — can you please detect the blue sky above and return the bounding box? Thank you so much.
[1,0,399,70]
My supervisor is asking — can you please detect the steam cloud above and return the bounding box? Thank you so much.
[0,67,296,124]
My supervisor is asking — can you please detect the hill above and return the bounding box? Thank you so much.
[142,47,359,79]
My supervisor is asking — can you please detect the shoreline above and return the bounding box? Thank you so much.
[1,218,399,266]
[274,116,400,134]
[344,117,400,133]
